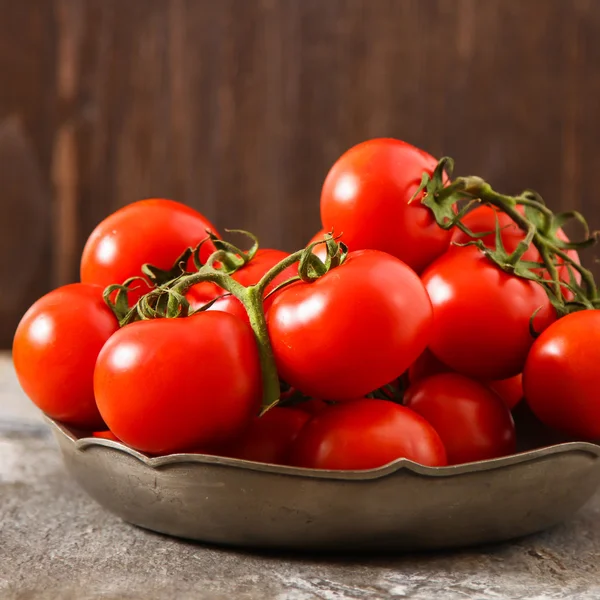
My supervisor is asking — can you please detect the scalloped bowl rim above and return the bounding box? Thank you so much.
[48,417,600,481]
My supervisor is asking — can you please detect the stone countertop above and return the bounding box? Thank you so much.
[1,352,599,600]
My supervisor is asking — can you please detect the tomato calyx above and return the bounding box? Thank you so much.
[103,230,348,412]
[416,157,599,316]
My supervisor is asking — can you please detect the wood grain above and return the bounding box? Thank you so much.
[1,0,600,347]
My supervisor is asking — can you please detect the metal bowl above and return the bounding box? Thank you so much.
[48,411,600,552]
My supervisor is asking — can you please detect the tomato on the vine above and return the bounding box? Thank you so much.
[524,310,600,440]
[94,311,262,455]
[404,373,516,464]
[12,284,118,429]
[320,138,451,273]
[186,249,296,322]
[225,407,310,465]
[267,249,432,400]
[453,205,581,295]
[422,245,556,380]
[81,199,220,301]
[290,399,447,470]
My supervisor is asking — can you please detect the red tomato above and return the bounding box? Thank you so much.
[186,249,296,322]
[292,398,329,416]
[81,199,220,301]
[488,374,523,411]
[226,407,310,465]
[267,249,432,400]
[404,373,516,464]
[422,245,556,380]
[453,205,581,294]
[92,430,120,442]
[94,311,262,454]
[524,310,600,440]
[320,138,452,273]
[290,399,447,469]
[409,349,523,410]
[12,284,118,429]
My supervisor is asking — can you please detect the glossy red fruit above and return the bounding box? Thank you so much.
[13,283,118,429]
[290,399,447,470]
[488,374,523,411]
[404,373,517,465]
[320,138,452,273]
[81,199,220,301]
[422,245,556,380]
[268,249,432,400]
[94,311,262,455]
[524,310,600,440]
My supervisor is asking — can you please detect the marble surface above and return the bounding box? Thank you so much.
[1,352,599,600]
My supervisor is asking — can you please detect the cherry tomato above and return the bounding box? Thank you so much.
[92,430,120,442]
[226,407,310,465]
[81,199,220,301]
[267,249,432,400]
[12,284,118,429]
[320,138,451,273]
[409,348,523,410]
[404,373,516,465]
[186,249,296,322]
[422,245,556,380]
[290,399,447,470]
[488,374,523,411]
[453,205,581,295]
[524,310,600,440]
[94,311,262,455]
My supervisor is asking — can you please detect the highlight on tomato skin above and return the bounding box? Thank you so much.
[404,373,517,465]
[289,398,448,470]
[320,138,452,274]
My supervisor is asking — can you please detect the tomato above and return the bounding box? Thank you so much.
[12,284,118,429]
[225,407,310,465]
[453,205,581,294]
[292,398,329,416]
[404,373,516,464]
[409,348,523,410]
[267,249,432,400]
[94,311,262,454]
[186,249,296,322]
[92,430,120,442]
[320,138,452,273]
[489,374,523,411]
[81,199,220,301]
[524,310,600,440]
[290,399,447,469]
[422,245,556,380]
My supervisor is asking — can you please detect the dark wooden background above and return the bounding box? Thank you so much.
[2,0,600,348]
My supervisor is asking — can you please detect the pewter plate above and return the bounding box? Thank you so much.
[47,411,600,552]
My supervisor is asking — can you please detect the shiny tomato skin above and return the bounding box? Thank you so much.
[94,311,262,455]
[524,310,600,440]
[320,138,451,274]
[267,249,432,400]
[422,245,556,380]
[453,205,581,293]
[12,284,118,429]
[81,199,220,301]
[488,374,523,411]
[226,407,310,465]
[186,249,295,322]
[404,373,517,465]
[290,399,447,470]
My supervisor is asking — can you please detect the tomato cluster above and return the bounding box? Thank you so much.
[13,139,600,471]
